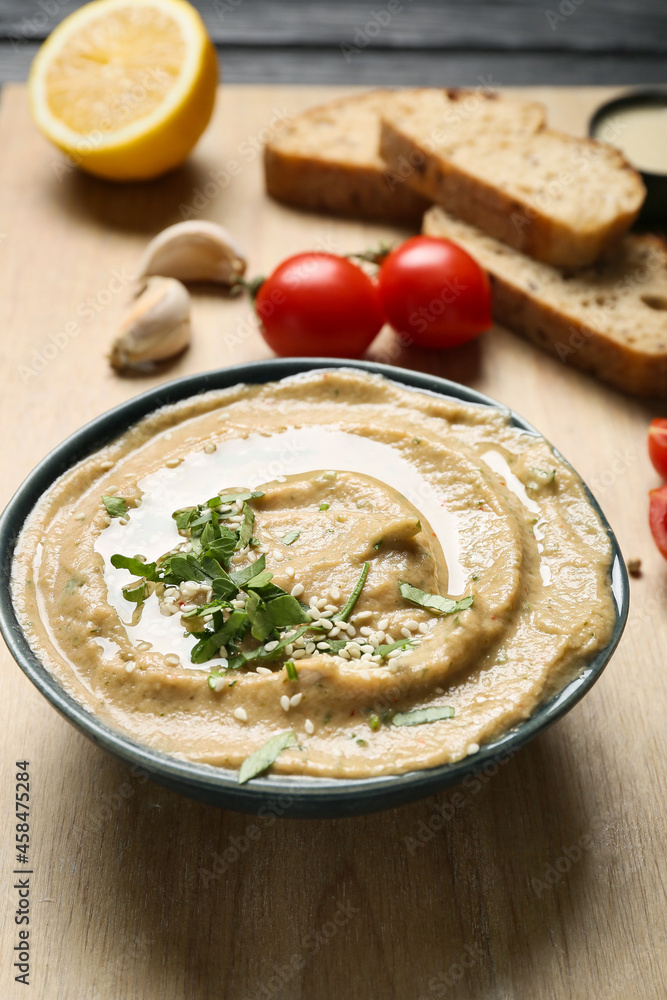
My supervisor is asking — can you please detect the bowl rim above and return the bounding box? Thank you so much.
[588,86,667,180]
[0,358,629,817]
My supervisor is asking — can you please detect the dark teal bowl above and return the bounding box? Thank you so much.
[0,360,629,818]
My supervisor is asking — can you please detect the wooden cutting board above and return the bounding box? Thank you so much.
[0,84,665,1000]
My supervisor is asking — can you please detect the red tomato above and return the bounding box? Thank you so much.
[254,253,384,358]
[648,418,667,479]
[377,235,492,349]
[649,484,667,560]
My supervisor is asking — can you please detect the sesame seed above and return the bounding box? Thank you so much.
[305,719,315,735]
[348,647,361,659]
[387,649,402,659]
[418,623,429,634]
[316,642,329,650]
[339,648,351,659]
[328,588,341,601]
[100,460,114,471]
[125,662,136,673]
[231,599,246,609]
[467,743,480,755]
[435,687,444,694]
[371,654,382,662]
[401,627,412,638]
[368,636,379,648]
[316,619,333,631]
[359,669,371,680]
[159,604,178,617]
[284,644,294,656]
[324,604,338,613]
[384,634,394,644]
[346,625,356,637]
[210,676,225,691]
[360,653,373,661]
[360,644,374,654]
[292,649,306,659]
[165,654,180,667]
[406,619,420,630]
[276,475,287,483]
[328,627,341,638]
[354,611,373,621]
[165,458,181,469]
[377,618,389,631]
[204,443,217,454]
[234,707,248,722]
[272,549,283,562]
[294,637,306,649]
[359,626,372,636]
[318,610,334,618]
[375,631,385,644]
[388,661,399,673]
[181,580,200,598]
[291,583,305,597]
[264,640,279,652]
[290,692,303,707]
[180,603,197,613]
[280,695,290,712]
[309,596,320,608]
[305,642,316,654]
[285,566,295,578]
[316,598,327,610]
[256,666,272,675]
[307,608,321,620]
[118,517,129,526]
[136,641,152,652]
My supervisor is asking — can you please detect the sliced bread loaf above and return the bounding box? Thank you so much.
[263,89,544,227]
[381,93,645,268]
[423,205,667,397]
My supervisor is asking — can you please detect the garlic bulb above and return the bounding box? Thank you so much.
[110,277,191,372]
[137,220,247,284]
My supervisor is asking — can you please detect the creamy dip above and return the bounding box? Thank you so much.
[12,370,616,779]
[594,101,667,175]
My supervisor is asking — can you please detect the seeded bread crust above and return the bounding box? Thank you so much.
[382,98,645,268]
[423,206,667,397]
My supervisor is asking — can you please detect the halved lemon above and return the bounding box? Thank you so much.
[29,0,218,181]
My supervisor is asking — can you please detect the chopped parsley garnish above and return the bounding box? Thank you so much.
[285,659,298,681]
[398,581,473,616]
[281,530,301,545]
[238,731,296,784]
[336,561,370,622]
[368,714,381,731]
[102,496,127,518]
[375,637,414,657]
[319,502,330,511]
[392,706,455,727]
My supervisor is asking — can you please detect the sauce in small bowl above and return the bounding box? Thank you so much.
[590,89,667,226]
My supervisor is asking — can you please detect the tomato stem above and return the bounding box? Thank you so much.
[346,242,394,266]
[230,275,266,301]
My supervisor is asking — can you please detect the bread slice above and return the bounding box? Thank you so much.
[381,92,646,268]
[263,89,544,227]
[423,205,667,397]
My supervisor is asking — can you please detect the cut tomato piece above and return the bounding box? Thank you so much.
[649,484,667,560]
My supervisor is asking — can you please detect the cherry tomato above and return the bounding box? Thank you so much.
[377,235,492,349]
[254,253,384,358]
[649,484,667,560]
[648,418,667,479]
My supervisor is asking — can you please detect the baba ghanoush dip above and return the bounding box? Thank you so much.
[12,370,615,780]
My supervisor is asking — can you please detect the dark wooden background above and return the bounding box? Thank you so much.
[0,0,666,85]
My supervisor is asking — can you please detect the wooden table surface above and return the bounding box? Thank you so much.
[0,84,666,1000]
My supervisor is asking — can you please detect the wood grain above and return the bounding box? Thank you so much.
[0,84,666,1000]
[1,0,667,51]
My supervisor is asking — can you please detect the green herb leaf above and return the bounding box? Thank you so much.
[211,571,239,600]
[336,562,370,622]
[110,554,159,581]
[236,502,255,550]
[281,530,301,545]
[230,554,266,587]
[319,502,330,511]
[190,610,248,664]
[238,731,296,784]
[204,529,237,570]
[375,637,414,657]
[285,660,298,681]
[227,625,311,670]
[122,580,147,603]
[265,595,310,627]
[369,714,380,732]
[217,490,264,506]
[244,590,275,642]
[103,496,127,518]
[161,552,207,585]
[392,706,455,727]
[398,581,473,616]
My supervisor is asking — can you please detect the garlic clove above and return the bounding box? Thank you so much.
[110,277,191,372]
[137,220,247,284]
